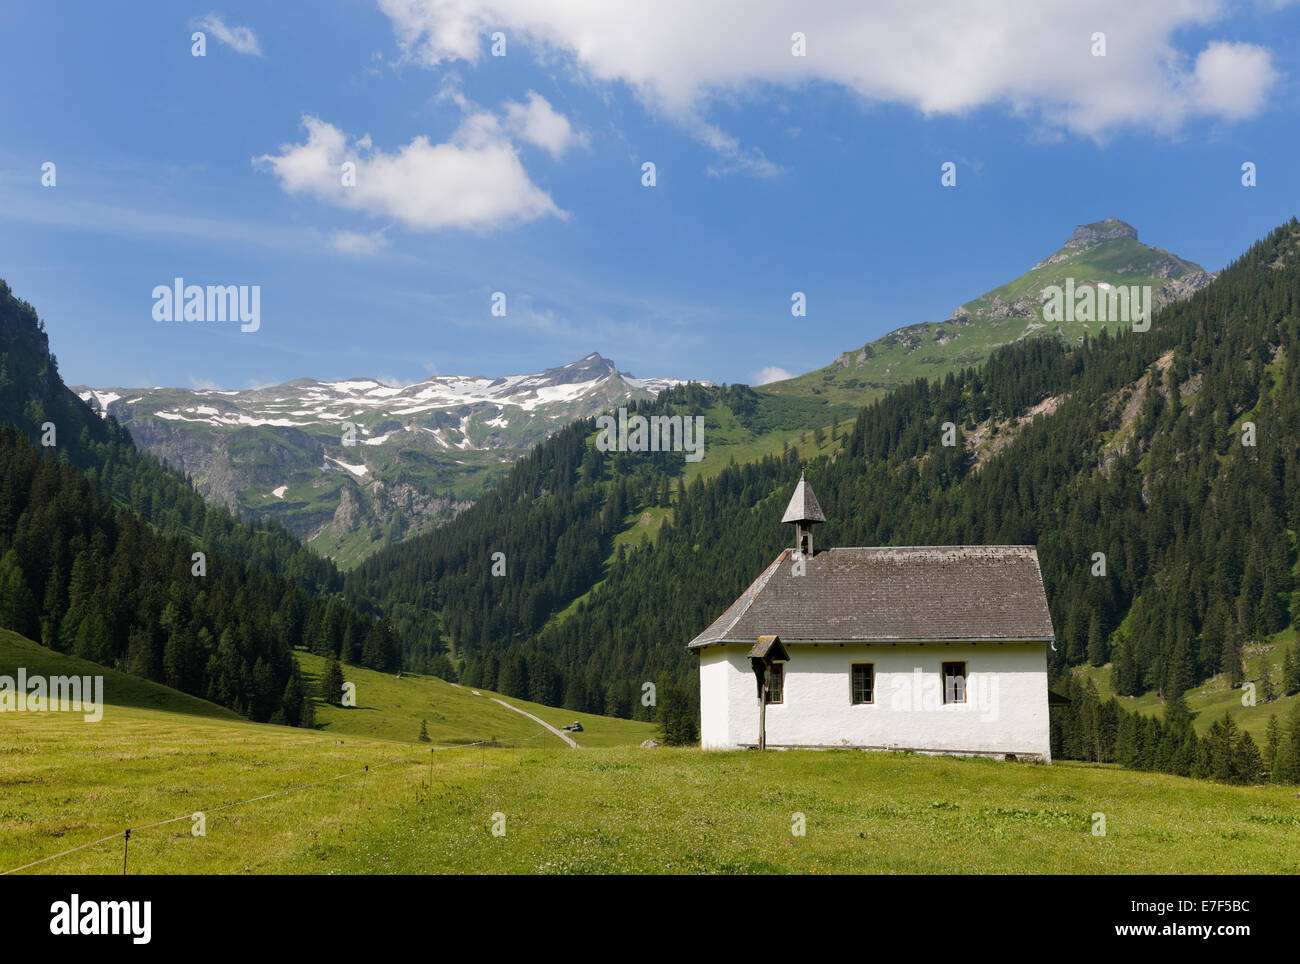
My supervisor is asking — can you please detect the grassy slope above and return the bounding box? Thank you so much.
[0,630,240,721]
[0,628,654,749]
[294,650,656,748]
[677,397,855,486]
[4,631,1294,874]
[1,702,423,874]
[327,750,1300,875]
[761,232,1207,409]
[4,705,1297,874]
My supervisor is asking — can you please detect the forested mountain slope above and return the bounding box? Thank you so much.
[0,279,345,595]
[348,219,1300,727]
[0,279,390,721]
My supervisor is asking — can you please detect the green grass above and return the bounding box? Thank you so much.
[0,630,240,721]
[294,649,656,748]
[7,629,1296,875]
[5,702,1298,874]
[0,699,431,874]
[322,750,1300,875]
[611,505,672,552]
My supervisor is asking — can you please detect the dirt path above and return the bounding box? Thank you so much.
[489,698,580,748]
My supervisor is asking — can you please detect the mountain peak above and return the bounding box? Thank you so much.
[1064,217,1138,249]
[538,352,618,386]
[567,352,617,371]
[770,217,1216,405]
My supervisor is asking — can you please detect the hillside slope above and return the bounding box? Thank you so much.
[5,705,1296,874]
[293,649,655,747]
[763,217,1214,406]
[0,629,240,720]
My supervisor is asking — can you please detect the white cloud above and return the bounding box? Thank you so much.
[1189,41,1279,119]
[195,14,263,56]
[752,366,792,386]
[377,0,1283,140]
[504,91,587,157]
[331,229,388,255]
[698,120,782,178]
[254,113,564,232]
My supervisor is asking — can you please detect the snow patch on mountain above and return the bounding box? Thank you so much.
[71,354,711,564]
[325,455,368,477]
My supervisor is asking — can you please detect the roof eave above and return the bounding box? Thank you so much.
[689,635,1055,650]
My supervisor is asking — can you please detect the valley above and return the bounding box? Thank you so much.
[3,623,1295,876]
[4,217,1300,880]
[76,354,706,567]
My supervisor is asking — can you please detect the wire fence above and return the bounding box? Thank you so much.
[2,734,549,876]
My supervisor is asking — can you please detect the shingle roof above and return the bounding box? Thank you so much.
[688,546,1055,648]
[747,636,789,661]
[781,472,826,524]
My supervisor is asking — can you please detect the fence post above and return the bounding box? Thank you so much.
[354,765,369,828]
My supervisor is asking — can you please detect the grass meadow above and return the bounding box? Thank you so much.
[4,630,1299,875]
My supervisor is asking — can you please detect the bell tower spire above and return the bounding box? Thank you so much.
[781,469,826,557]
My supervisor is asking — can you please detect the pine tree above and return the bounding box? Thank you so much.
[1209,713,1239,783]
[361,622,385,670]
[562,675,586,711]
[1263,714,1280,776]
[1259,668,1275,703]
[1223,626,1245,689]
[1086,613,1107,667]
[1192,734,1212,780]
[1113,636,1139,697]
[0,549,39,639]
[281,674,304,727]
[1236,731,1264,785]
[299,695,316,729]
[656,680,698,746]
[418,719,430,743]
[1283,646,1300,696]
[320,654,344,707]
[1165,686,1191,724]
[1276,702,1300,784]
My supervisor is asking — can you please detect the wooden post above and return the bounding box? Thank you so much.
[748,636,787,752]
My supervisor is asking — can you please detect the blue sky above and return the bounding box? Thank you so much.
[1,1,1298,390]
